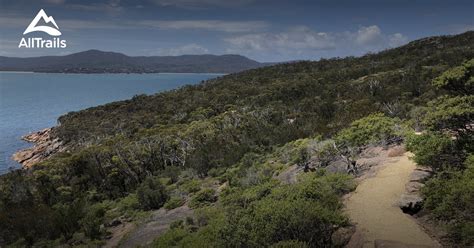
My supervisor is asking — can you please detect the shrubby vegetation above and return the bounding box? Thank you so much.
[137,177,169,210]
[189,189,217,208]
[0,32,473,246]
[154,172,354,248]
[164,196,185,210]
[334,113,402,148]
[406,58,473,246]
[422,157,474,246]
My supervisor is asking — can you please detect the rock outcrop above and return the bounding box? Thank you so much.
[12,128,64,168]
[398,167,433,215]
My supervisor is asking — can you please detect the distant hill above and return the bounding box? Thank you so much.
[0,50,264,73]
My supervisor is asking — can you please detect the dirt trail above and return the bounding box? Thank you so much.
[115,205,193,248]
[345,152,440,247]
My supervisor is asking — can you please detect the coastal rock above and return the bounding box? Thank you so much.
[12,128,64,168]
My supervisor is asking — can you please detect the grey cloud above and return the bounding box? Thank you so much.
[225,25,409,60]
[139,20,268,32]
[44,0,66,4]
[388,33,409,47]
[0,16,267,33]
[225,26,335,52]
[149,0,255,8]
[354,25,383,46]
[65,0,124,14]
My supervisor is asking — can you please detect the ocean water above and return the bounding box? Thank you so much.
[0,72,222,175]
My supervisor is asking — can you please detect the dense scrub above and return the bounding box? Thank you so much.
[153,172,354,248]
[55,32,474,146]
[0,32,473,246]
[406,59,474,246]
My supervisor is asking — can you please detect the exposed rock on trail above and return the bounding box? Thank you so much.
[399,167,433,215]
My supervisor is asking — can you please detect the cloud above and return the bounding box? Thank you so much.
[139,20,267,32]
[353,26,408,48]
[149,0,255,8]
[225,26,335,52]
[65,0,124,14]
[224,25,409,60]
[355,25,383,46]
[158,43,209,55]
[389,33,409,47]
[44,0,65,4]
[0,16,267,33]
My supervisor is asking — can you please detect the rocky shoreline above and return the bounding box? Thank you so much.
[12,128,64,168]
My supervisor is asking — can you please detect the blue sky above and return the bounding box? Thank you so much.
[0,0,472,61]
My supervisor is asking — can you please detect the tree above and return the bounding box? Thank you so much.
[422,95,474,135]
[432,59,473,95]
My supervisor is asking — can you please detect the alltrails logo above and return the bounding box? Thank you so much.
[19,9,67,48]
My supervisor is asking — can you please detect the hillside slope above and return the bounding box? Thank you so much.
[54,31,474,146]
[0,31,473,247]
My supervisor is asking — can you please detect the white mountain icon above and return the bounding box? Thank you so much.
[23,9,61,36]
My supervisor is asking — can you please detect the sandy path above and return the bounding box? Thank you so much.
[118,205,193,248]
[345,153,440,247]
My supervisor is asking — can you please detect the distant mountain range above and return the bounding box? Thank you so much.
[0,50,266,73]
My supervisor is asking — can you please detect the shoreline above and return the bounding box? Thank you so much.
[12,127,64,168]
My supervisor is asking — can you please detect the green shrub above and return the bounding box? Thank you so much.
[189,189,217,208]
[220,181,277,208]
[116,193,140,211]
[217,175,350,247]
[155,172,353,247]
[137,177,169,210]
[450,222,474,247]
[335,113,401,147]
[405,132,457,171]
[408,60,474,246]
[169,220,185,229]
[153,227,188,248]
[164,197,185,210]
[80,203,106,239]
[270,240,309,248]
[432,58,473,94]
[422,156,474,246]
[181,179,202,194]
[160,166,182,184]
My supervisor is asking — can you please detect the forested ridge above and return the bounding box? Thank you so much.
[0,50,263,73]
[0,31,473,247]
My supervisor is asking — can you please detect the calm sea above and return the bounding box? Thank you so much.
[0,72,222,174]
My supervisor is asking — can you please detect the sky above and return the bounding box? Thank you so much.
[0,0,473,62]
